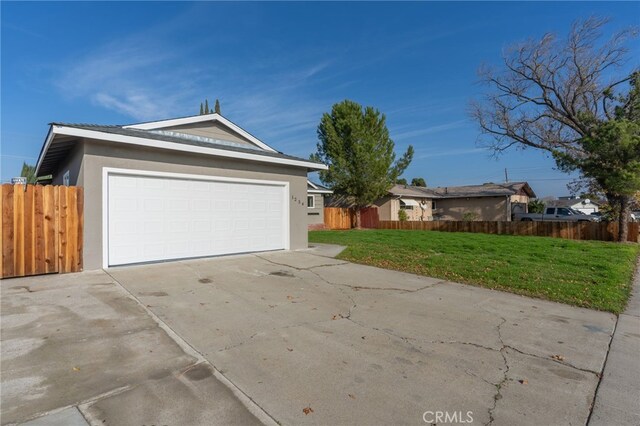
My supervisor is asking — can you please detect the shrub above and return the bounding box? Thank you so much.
[462,211,479,221]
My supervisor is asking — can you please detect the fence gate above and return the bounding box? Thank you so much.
[1,184,83,279]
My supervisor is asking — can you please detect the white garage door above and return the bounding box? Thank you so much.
[106,172,288,266]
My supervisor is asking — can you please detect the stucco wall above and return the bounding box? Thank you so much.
[374,196,394,221]
[76,139,308,270]
[510,194,530,204]
[376,196,433,221]
[307,193,325,225]
[435,197,509,221]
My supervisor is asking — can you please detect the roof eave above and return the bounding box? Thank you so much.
[35,125,55,177]
[40,125,328,173]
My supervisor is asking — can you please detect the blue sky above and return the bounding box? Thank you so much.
[2,1,639,197]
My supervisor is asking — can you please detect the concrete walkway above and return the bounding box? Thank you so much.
[589,260,640,425]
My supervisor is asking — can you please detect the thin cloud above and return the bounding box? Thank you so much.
[416,147,486,159]
[393,119,469,140]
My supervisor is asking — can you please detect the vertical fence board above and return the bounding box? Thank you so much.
[76,187,84,271]
[23,185,35,276]
[44,185,57,274]
[1,185,12,277]
[14,185,25,276]
[58,187,68,273]
[33,185,46,275]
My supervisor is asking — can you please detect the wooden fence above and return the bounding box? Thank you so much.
[1,184,83,279]
[378,220,639,242]
[323,207,380,230]
[324,207,354,229]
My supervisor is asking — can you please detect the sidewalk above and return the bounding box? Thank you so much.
[589,260,640,425]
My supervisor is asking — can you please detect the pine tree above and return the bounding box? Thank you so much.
[199,103,204,115]
[214,99,221,114]
[204,99,210,114]
[311,100,414,228]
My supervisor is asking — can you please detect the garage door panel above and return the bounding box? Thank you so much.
[108,173,287,266]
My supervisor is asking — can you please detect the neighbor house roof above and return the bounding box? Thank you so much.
[307,180,333,194]
[426,181,536,199]
[36,115,327,176]
[546,198,600,208]
[388,184,433,198]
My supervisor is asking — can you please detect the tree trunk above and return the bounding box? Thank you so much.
[354,208,361,229]
[618,196,630,242]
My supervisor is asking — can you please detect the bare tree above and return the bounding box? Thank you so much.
[471,17,638,240]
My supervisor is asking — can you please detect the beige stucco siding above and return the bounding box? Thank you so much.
[79,139,308,270]
[307,194,325,225]
[435,197,509,221]
[510,194,529,204]
[163,122,257,148]
[374,196,394,221]
[376,196,433,221]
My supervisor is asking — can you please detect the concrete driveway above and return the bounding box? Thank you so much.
[2,245,616,425]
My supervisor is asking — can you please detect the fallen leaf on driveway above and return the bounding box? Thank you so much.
[303,406,314,415]
[348,394,356,399]
[518,379,528,385]
[550,354,565,361]
[287,348,293,352]
[287,295,294,300]
[72,367,80,372]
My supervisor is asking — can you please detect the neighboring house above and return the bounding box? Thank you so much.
[307,180,333,229]
[35,113,326,269]
[374,185,433,221]
[372,182,535,222]
[547,198,600,214]
[428,182,536,221]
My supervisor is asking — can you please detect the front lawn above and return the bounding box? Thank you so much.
[309,230,640,313]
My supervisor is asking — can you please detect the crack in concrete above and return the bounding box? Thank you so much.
[256,254,444,294]
[486,317,509,426]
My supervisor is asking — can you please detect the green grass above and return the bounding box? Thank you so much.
[309,230,640,314]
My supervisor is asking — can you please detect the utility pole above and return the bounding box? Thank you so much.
[504,168,509,183]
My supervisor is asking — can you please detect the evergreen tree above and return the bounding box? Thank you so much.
[214,99,221,114]
[411,177,426,187]
[20,162,37,184]
[311,100,414,228]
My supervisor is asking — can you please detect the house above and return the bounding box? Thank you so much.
[307,180,333,229]
[35,113,326,269]
[373,181,536,222]
[428,182,536,221]
[547,197,599,215]
[374,184,433,221]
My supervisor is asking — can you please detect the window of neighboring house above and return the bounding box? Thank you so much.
[432,201,437,209]
[63,170,70,187]
[307,195,315,208]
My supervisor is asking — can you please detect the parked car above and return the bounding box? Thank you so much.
[514,207,599,222]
